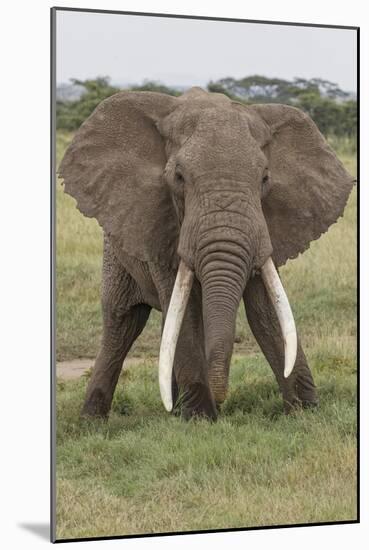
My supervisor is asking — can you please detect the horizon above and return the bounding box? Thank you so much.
[56,74,357,96]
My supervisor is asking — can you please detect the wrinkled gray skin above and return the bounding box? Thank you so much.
[59,87,354,421]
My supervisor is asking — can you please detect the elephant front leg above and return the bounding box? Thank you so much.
[243,274,318,413]
[172,304,218,421]
[151,265,217,421]
[82,303,151,418]
[172,334,218,421]
[157,280,217,421]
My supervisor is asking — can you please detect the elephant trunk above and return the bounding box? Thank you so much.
[198,234,252,403]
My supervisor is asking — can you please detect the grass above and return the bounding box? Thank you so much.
[56,359,356,538]
[55,130,357,539]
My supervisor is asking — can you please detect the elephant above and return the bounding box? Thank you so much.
[58,87,354,421]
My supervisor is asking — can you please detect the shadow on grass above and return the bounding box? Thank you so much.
[223,380,284,420]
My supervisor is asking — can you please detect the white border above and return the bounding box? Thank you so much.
[1,1,365,548]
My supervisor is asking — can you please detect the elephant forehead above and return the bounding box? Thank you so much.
[180,86,231,104]
[161,101,241,144]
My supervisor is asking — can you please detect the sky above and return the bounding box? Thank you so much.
[56,10,357,92]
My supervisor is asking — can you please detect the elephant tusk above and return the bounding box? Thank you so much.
[261,257,297,378]
[159,260,194,411]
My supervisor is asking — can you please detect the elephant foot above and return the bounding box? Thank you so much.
[296,371,319,409]
[283,395,302,415]
[283,395,319,414]
[282,371,319,414]
[177,382,218,422]
[301,399,319,410]
[81,388,111,419]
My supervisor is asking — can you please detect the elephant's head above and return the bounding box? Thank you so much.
[59,87,354,411]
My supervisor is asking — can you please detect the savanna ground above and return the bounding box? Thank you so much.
[55,130,357,539]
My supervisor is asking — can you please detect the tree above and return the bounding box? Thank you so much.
[129,80,181,96]
[56,77,120,130]
[56,76,356,138]
[206,75,356,137]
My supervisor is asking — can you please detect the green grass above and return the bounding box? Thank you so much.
[56,358,356,538]
[55,130,357,539]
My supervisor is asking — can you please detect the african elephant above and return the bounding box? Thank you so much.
[59,87,354,421]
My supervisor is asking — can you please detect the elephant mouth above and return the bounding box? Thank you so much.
[158,257,297,412]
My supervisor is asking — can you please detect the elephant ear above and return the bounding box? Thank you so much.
[58,91,179,266]
[249,104,355,267]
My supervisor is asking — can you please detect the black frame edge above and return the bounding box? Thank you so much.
[54,520,359,544]
[356,25,360,525]
[50,6,57,544]
[52,6,359,30]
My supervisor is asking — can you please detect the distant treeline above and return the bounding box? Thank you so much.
[56,76,357,138]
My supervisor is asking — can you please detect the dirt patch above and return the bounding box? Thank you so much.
[56,357,157,380]
[56,353,251,380]
[57,358,94,380]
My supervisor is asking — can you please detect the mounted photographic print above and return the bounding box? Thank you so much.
[51,7,358,543]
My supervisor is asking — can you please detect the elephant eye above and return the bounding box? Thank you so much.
[261,170,271,198]
[175,168,185,184]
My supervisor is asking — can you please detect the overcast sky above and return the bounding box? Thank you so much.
[56,10,357,92]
